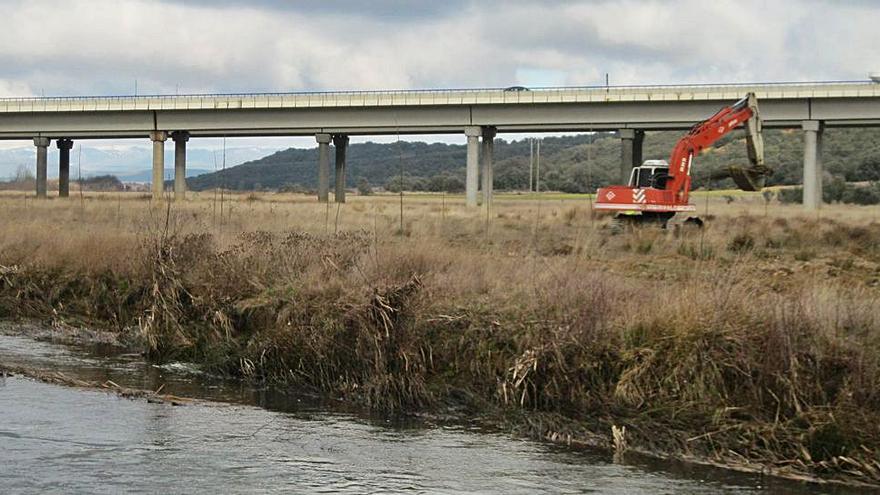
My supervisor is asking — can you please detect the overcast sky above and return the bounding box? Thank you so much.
[0,0,876,97]
[0,0,877,159]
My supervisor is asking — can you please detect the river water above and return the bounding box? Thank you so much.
[0,333,863,494]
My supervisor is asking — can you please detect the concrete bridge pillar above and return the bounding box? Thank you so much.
[619,129,644,184]
[33,137,50,198]
[464,126,481,207]
[56,139,73,198]
[481,126,496,208]
[802,120,824,211]
[316,133,332,202]
[171,131,189,201]
[333,134,349,203]
[150,131,167,201]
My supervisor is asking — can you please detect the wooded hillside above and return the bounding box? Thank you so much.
[186,128,880,193]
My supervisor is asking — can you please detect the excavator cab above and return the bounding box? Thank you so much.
[628,160,671,189]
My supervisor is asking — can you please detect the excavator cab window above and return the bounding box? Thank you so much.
[637,169,653,188]
[651,168,670,189]
[630,165,670,189]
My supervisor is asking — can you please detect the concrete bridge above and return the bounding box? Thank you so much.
[3,80,880,209]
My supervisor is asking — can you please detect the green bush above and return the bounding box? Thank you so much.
[277,183,305,193]
[356,177,373,196]
[841,183,880,205]
[778,187,803,204]
[779,182,880,206]
[823,175,847,203]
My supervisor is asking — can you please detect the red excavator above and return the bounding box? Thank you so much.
[594,93,770,226]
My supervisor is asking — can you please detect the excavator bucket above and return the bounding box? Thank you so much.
[730,93,771,192]
[728,165,768,191]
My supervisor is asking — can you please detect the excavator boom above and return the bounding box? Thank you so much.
[666,93,765,203]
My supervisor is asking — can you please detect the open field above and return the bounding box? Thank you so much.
[1,190,880,486]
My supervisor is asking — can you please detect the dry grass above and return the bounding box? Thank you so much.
[1,189,880,485]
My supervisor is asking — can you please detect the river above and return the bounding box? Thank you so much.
[0,332,862,494]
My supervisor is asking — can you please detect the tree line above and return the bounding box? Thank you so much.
[186,128,880,200]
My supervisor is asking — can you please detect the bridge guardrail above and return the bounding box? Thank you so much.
[0,81,877,113]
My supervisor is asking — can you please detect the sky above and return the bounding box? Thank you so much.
[0,0,877,173]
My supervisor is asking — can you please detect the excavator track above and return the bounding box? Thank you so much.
[610,212,703,234]
[612,211,675,230]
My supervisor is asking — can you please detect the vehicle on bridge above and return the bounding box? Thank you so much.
[594,93,770,226]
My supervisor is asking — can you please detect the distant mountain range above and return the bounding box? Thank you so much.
[185,128,880,193]
[0,145,281,182]
[118,168,213,183]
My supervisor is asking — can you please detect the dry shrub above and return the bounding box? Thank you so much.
[238,274,432,411]
[608,273,880,478]
[727,232,755,253]
[131,226,434,411]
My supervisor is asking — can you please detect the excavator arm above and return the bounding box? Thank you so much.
[730,94,769,191]
[665,93,768,203]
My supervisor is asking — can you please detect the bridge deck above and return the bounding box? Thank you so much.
[1,81,878,114]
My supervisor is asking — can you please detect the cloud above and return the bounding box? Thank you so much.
[161,0,472,19]
[0,79,33,97]
[0,0,873,174]
[0,0,874,97]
